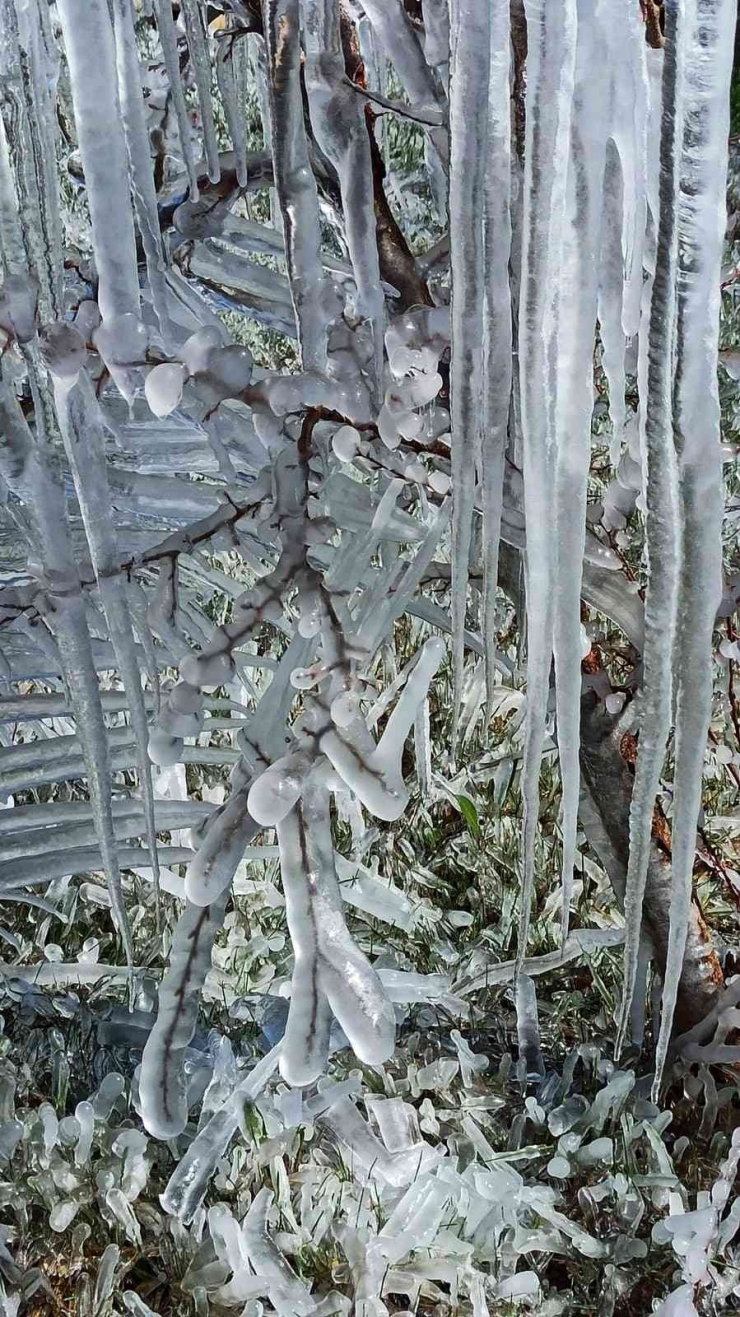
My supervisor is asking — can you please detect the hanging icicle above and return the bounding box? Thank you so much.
[448,0,491,749]
[652,0,734,1097]
[515,0,577,969]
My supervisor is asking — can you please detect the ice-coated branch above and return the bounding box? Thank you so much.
[276,772,395,1085]
[139,892,229,1138]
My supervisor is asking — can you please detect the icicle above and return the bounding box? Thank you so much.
[262,0,328,373]
[0,111,26,278]
[179,0,220,186]
[516,0,577,969]
[0,382,134,969]
[2,0,63,317]
[448,0,490,748]
[359,0,446,183]
[215,25,248,188]
[56,0,140,323]
[515,973,545,1081]
[553,4,610,945]
[652,0,734,1099]
[111,0,173,341]
[154,0,199,198]
[481,0,512,715]
[54,375,161,913]
[598,1,649,464]
[140,893,228,1139]
[616,2,682,1056]
[303,2,384,395]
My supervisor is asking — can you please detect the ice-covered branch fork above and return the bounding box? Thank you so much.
[140,405,445,1131]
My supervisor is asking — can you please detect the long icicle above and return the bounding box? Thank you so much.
[516,0,577,970]
[54,375,162,916]
[303,0,384,395]
[179,0,221,186]
[0,383,134,969]
[2,0,64,318]
[552,3,610,944]
[154,0,199,198]
[652,0,734,1097]
[615,5,682,1055]
[481,0,512,717]
[262,0,328,373]
[111,0,173,341]
[56,0,140,323]
[448,0,490,749]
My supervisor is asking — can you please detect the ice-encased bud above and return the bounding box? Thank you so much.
[196,344,253,404]
[403,461,427,483]
[297,592,322,638]
[377,405,401,449]
[247,754,309,826]
[170,682,203,715]
[253,409,282,444]
[397,410,423,440]
[38,322,87,380]
[145,362,187,418]
[180,649,234,690]
[50,1200,82,1232]
[147,729,184,767]
[332,425,361,463]
[159,696,204,738]
[428,470,451,495]
[407,371,443,406]
[74,300,101,341]
[330,691,360,728]
[0,272,39,342]
[290,664,324,690]
[263,375,302,415]
[180,324,227,375]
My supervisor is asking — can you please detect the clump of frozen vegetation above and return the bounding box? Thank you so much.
[0,0,739,1312]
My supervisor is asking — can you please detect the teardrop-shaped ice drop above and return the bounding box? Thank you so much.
[407,371,443,406]
[74,300,101,342]
[180,324,226,375]
[147,729,184,767]
[205,344,253,397]
[144,362,187,418]
[332,425,361,463]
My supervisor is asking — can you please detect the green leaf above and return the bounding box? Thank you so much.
[455,794,480,837]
